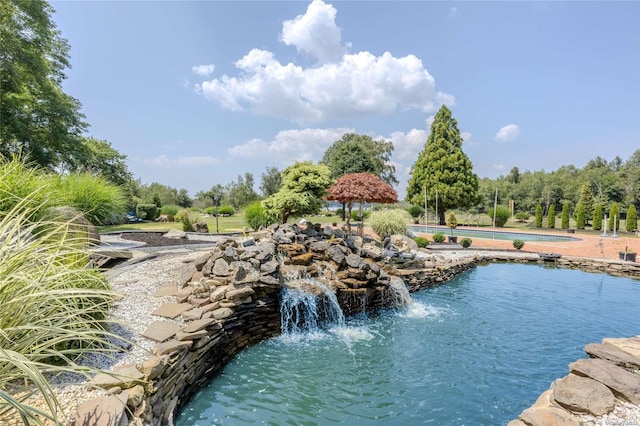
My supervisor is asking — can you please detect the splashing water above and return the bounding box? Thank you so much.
[280,276,345,334]
[388,276,413,308]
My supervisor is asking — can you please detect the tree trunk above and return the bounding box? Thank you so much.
[342,202,346,221]
[438,210,445,225]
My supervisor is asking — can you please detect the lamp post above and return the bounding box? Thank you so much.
[213,194,221,233]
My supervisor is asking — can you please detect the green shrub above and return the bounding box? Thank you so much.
[515,211,530,221]
[626,205,638,232]
[218,205,236,216]
[176,208,202,232]
[432,233,446,243]
[593,203,603,231]
[488,205,511,227]
[0,203,118,421]
[189,207,203,213]
[535,205,543,228]
[513,239,525,250]
[244,201,270,230]
[0,157,54,221]
[414,236,429,248]
[561,203,570,229]
[407,205,424,219]
[446,212,457,229]
[204,206,217,215]
[576,203,585,230]
[547,205,555,228]
[367,209,410,238]
[160,204,180,220]
[608,202,620,231]
[54,173,127,225]
[335,208,343,218]
[460,237,472,248]
[351,210,370,221]
[136,203,158,221]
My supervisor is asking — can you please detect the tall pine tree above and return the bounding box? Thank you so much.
[406,106,478,224]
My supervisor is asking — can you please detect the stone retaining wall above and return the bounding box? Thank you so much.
[71,226,639,425]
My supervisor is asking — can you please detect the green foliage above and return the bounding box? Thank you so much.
[69,137,133,187]
[321,133,397,185]
[561,203,570,229]
[160,204,180,220]
[351,210,370,221]
[608,202,620,231]
[176,209,202,232]
[593,203,603,231]
[0,157,53,221]
[225,173,259,209]
[218,205,236,216]
[432,233,446,243]
[260,166,282,197]
[0,203,118,422]
[407,205,424,219]
[136,204,158,221]
[460,237,472,248]
[244,201,271,231]
[515,211,530,221]
[406,106,479,224]
[414,236,430,248]
[262,162,332,224]
[204,206,217,215]
[189,207,203,212]
[367,209,410,238]
[53,173,127,225]
[446,212,458,229]
[547,205,556,228]
[578,184,594,222]
[626,205,638,232]
[535,205,543,228]
[335,208,344,218]
[488,205,511,227]
[513,239,525,250]
[576,203,585,229]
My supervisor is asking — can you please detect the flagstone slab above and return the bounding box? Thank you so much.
[153,339,193,356]
[182,318,218,334]
[585,342,640,369]
[602,336,640,359]
[155,284,179,297]
[519,406,581,426]
[152,302,192,319]
[142,321,183,342]
[72,392,128,426]
[569,358,640,404]
[551,373,615,416]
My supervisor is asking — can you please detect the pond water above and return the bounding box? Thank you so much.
[408,225,579,242]
[176,264,640,425]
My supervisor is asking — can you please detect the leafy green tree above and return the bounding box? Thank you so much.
[1,0,87,169]
[63,137,132,186]
[547,205,555,228]
[244,201,270,230]
[262,162,332,224]
[626,204,637,232]
[577,184,594,225]
[406,106,478,224]
[176,189,192,208]
[561,203,570,229]
[259,166,282,197]
[321,133,397,185]
[489,205,511,227]
[608,202,620,231]
[593,203,603,231]
[535,205,543,228]
[226,173,259,209]
[575,203,585,230]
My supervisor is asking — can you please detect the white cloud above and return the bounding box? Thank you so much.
[449,7,459,18]
[144,155,220,167]
[195,1,453,123]
[387,129,428,160]
[461,131,474,145]
[493,163,506,171]
[281,0,348,64]
[192,64,216,76]
[227,127,352,163]
[495,124,520,142]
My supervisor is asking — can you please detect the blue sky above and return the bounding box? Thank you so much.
[51,1,640,198]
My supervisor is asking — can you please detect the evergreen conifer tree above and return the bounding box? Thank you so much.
[626,205,637,232]
[576,203,585,229]
[561,203,570,229]
[535,205,543,228]
[608,202,620,232]
[547,205,555,228]
[593,203,603,231]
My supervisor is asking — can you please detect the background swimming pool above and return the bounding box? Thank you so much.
[177,264,639,425]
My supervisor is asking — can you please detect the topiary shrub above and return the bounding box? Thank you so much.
[535,205,543,228]
[408,205,424,219]
[367,209,410,238]
[244,201,270,230]
[218,205,235,216]
[432,233,446,243]
[513,239,525,250]
[460,237,472,248]
[575,203,585,230]
[626,205,638,232]
[446,212,457,229]
[561,203,570,229]
[608,202,620,231]
[414,236,429,248]
[204,206,217,216]
[515,211,530,222]
[488,205,511,227]
[136,203,158,221]
[593,203,603,231]
[547,205,555,229]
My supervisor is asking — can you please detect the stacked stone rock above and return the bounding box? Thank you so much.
[508,336,640,426]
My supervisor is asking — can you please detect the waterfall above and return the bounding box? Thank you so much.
[387,276,413,308]
[280,274,345,334]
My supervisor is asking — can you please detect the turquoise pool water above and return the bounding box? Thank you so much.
[408,225,579,242]
[176,264,640,425]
